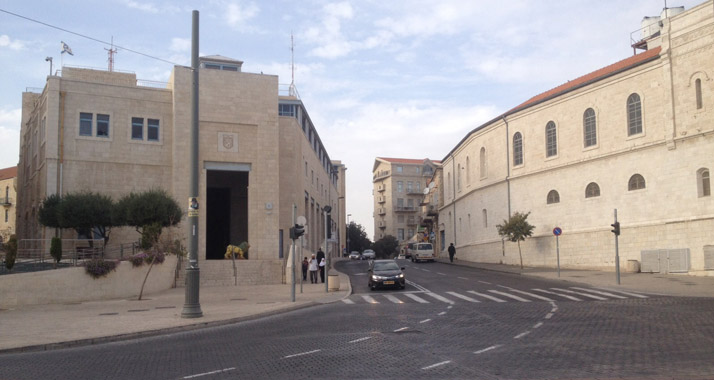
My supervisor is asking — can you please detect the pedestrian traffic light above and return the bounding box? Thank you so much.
[290,224,305,240]
[611,221,620,236]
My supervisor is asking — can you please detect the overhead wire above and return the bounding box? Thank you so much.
[0,8,181,66]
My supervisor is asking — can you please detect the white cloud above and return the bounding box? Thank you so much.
[225,2,259,29]
[0,108,21,169]
[170,38,191,53]
[125,1,159,13]
[0,35,24,50]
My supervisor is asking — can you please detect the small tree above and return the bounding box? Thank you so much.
[496,211,535,269]
[50,236,62,267]
[347,222,372,253]
[38,194,62,229]
[115,189,183,239]
[373,235,399,259]
[4,235,17,272]
[57,192,115,246]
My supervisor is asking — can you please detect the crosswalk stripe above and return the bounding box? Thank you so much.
[425,292,455,304]
[532,288,582,301]
[362,295,379,304]
[551,288,607,300]
[342,298,355,304]
[488,290,531,302]
[467,290,506,302]
[404,293,430,303]
[593,287,649,298]
[384,295,404,304]
[506,288,555,302]
[446,291,481,302]
[570,287,627,299]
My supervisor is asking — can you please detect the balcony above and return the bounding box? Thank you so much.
[1,197,12,207]
[373,170,390,181]
[378,221,387,229]
[376,184,385,192]
[426,204,438,216]
[394,206,417,213]
[406,217,418,226]
[407,189,424,195]
[377,196,386,204]
[377,208,386,215]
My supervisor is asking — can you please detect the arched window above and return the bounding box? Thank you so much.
[547,190,560,204]
[585,182,600,198]
[545,121,557,157]
[628,174,646,191]
[482,209,488,228]
[697,168,710,197]
[583,108,597,147]
[627,93,643,136]
[513,132,523,166]
[466,157,471,184]
[479,147,487,179]
[695,78,703,110]
[457,164,462,191]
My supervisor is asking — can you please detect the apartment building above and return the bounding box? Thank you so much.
[0,166,17,243]
[17,55,344,285]
[373,157,440,244]
[439,1,713,275]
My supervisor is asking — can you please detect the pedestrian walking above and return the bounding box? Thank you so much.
[302,257,308,281]
[316,248,325,267]
[308,254,319,283]
[448,243,456,263]
[319,257,326,283]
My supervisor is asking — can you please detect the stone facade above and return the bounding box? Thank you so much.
[16,57,343,285]
[440,1,714,275]
[0,166,17,242]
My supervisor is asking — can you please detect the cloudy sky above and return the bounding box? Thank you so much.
[0,0,704,239]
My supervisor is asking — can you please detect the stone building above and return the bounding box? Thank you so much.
[16,55,344,285]
[439,1,713,275]
[0,166,17,243]
[372,157,440,244]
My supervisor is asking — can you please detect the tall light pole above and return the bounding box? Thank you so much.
[323,205,331,292]
[347,214,352,253]
[182,10,202,319]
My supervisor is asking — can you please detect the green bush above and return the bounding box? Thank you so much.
[84,258,118,279]
[140,223,162,250]
[50,237,62,263]
[4,235,17,271]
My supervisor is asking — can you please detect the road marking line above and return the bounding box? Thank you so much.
[406,280,431,293]
[349,337,371,344]
[284,349,321,359]
[422,269,431,272]
[593,287,649,298]
[183,368,236,379]
[514,331,531,339]
[422,360,451,370]
[533,322,543,329]
[545,313,553,319]
[362,295,379,304]
[570,287,627,299]
[394,327,409,332]
[478,280,492,284]
[488,290,531,302]
[458,277,469,280]
[533,288,581,301]
[436,272,446,276]
[419,318,432,323]
[404,293,430,303]
[446,291,481,302]
[474,345,501,354]
[438,311,446,316]
[551,288,607,300]
[447,305,453,309]
[341,298,354,304]
[385,295,403,304]
[502,288,555,302]
[425,292,455,304]
[467,290,506,302]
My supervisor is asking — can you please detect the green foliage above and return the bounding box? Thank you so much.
[58,192,114,242]
[4,235,17,271]
[84,258,118,279]
[115,189,183,233]
[372,235,399,258]
[38,194,62,229]
[50,237,62,263]
[347,222,372,253]
[496,211,535,269]
[140,222,162,250]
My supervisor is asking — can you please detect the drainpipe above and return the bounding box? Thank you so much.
[502,115,512,218]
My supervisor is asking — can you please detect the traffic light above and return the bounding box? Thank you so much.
[290,224,305,240]
[611,221,620,236]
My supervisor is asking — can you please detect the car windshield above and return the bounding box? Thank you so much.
[373,261,399,271]
[418,244,433,250]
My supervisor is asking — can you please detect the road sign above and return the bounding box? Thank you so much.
[553,227,562,236]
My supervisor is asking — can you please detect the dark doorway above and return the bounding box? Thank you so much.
[206,170,248,260]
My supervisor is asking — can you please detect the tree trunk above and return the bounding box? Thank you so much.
[138,253,156,300]
[517,240,523,269]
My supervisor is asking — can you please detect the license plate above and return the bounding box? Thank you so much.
[383,281,395,285]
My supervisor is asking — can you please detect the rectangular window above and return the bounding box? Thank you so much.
[131,117,144,139]
[4,209,7,223]
[147,119,159,141]
[40,117,46,143]
[398,229,404,241]
[279,104,295,116]
[407,199,414,208]
[79,113,93,136]
[396,166,403,173]
[408,229,414,238]
[407,181,413,193]
[96,114,110,137]
[397,198,404,208]
[398,215,404,223]
[397,181,403,193]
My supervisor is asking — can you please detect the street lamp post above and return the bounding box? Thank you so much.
[324,205,331,293]
[347,214,352,254]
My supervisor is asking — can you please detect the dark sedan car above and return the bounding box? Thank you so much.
[368,260,406,290]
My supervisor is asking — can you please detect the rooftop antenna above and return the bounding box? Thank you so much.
[105,36,117,72]
[289,31,297,97]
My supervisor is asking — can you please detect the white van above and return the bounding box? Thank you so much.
[410,243,435,263]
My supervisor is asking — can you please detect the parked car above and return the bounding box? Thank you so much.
[368,259,406,290]
[410,242,435,262]
[361,249,376,260]
[349,251,361,260]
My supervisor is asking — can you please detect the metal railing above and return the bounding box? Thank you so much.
[16,239,140,267]
[1,196,12,206]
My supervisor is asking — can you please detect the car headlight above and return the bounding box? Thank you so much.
[372,275,384,281]
[398,273,404,278]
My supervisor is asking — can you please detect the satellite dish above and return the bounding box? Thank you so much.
[423,187,430,195]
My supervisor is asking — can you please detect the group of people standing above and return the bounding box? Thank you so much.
[302,248,326,284]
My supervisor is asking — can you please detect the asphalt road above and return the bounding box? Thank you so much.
[1,259,713,379]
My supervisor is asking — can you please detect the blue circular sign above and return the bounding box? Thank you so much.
[553,227,562,236]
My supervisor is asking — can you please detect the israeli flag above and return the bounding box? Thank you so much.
[61,41,73,56]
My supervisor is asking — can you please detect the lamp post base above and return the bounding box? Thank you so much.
[181,267,203,318]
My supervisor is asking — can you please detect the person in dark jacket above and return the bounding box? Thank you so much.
[448,243,456,263]
[301,257,308,281]
[316,248,326,282]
